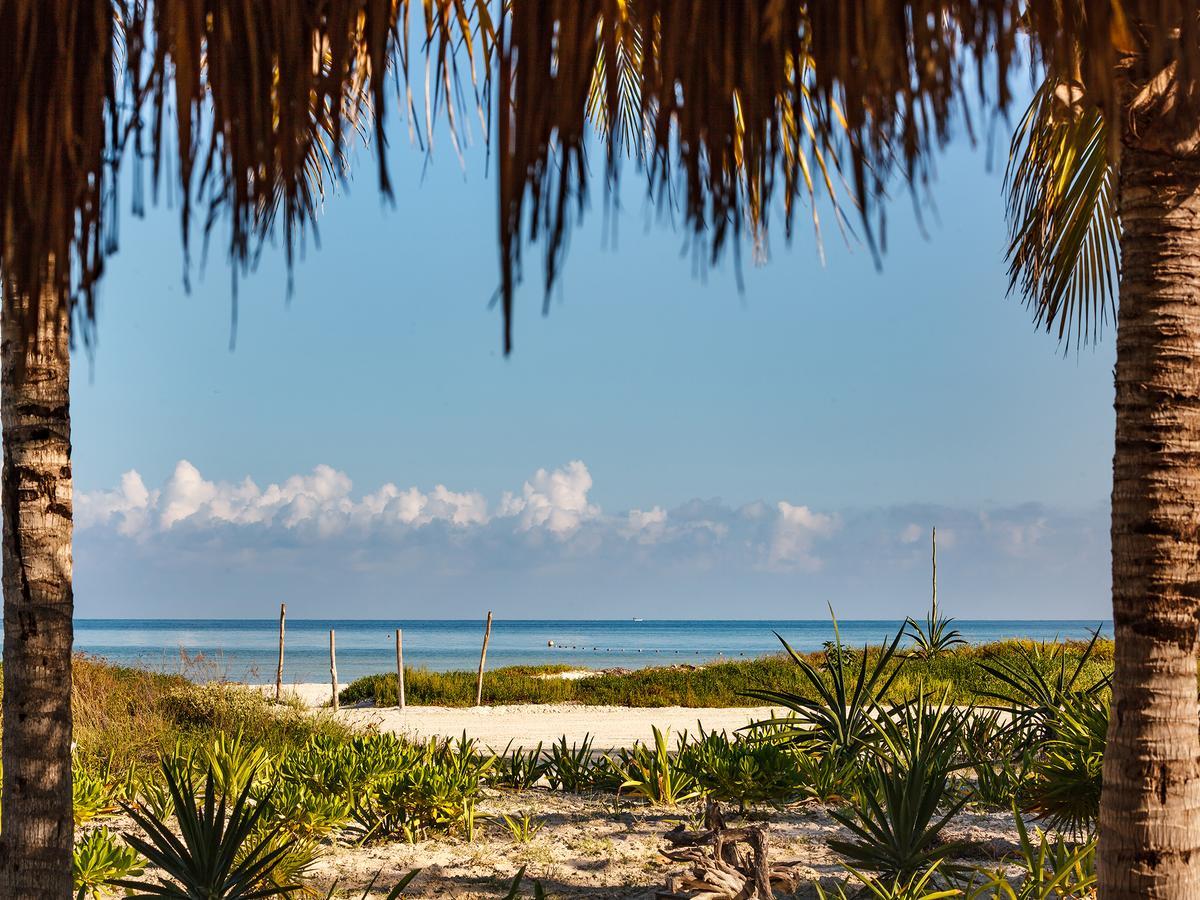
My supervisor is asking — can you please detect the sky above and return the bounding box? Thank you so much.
[70,100,1115,621]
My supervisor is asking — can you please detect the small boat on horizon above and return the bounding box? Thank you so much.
[632,617,645,622]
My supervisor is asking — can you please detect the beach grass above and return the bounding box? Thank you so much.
[338,637,1115,708]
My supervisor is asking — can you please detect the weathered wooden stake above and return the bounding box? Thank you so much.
[329,628,339,711]
[275,602,286,702]
[395,628,406,710]
[475,611,493,706]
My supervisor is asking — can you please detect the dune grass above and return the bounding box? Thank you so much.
[339,637,1115,708]
[64,655,353,774]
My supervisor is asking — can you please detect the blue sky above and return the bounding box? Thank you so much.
[71,109,1114,620]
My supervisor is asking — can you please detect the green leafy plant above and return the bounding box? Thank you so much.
[349,737,492,843]
[543,734,601,793]
[73,827,145,898]
[116,762,298,898]
[502,866,546,900]
[323,868,421,899]
[203,728,272,798]
[615,726,701,807]
[966,808,1097,898]
[678,727,805,811]
[817,860,963,899]
[500,811,546,843]
[73,764,122,826]
[491,742,549,791]
[745,610,905,763]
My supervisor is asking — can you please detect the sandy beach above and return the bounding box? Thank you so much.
[262,682,780,748]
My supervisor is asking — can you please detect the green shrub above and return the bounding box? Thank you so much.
[613,726,701,807]
[677,728,806,810]
[73,827,144,898]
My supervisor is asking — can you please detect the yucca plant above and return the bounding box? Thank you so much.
[958,711,1031,810]
[116,762,298,899]
[745,610,905,763]
[73,827,145,899]
[829,692,967,881]
[1021,694,1107,836]
[978,630,1110,747]
[614,727,701,807]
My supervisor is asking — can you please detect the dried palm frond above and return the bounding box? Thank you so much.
[496,1,1199,352]
[0,0,117,346]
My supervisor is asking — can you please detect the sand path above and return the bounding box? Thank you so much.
[266,683,779,748]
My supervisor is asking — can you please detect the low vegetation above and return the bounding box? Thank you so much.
[340,636,1114,708]
[0,612,1112,898]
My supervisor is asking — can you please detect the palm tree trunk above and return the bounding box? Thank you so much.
[0,288,74,898]
[1099,131,1200,897]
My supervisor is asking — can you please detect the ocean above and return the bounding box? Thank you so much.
[73,618,1112,684]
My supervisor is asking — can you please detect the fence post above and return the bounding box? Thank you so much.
[275,603,286,702]
[475,611,493,706]
[396,628,406,710]
[329,629,339,711]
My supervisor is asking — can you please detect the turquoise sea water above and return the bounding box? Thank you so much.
[74,619,1112,684]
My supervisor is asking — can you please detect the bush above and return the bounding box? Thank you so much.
[678,728,806,810]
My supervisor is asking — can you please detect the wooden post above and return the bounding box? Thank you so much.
[475,611,493,706]
[395,628,406,710]
[275,603,286,702]
[329,629,339,711]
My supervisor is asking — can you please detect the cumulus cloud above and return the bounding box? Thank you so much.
[768,502,839,571]
[73,459,1108,619]
[497,460,599,537]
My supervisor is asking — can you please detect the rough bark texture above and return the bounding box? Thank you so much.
[1099,124,1200,897]
[0,288,74,898]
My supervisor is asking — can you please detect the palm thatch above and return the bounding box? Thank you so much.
[1,1,1198,352]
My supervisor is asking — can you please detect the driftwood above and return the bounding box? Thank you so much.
[657,802,807,899]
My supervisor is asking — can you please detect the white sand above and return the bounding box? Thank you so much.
[257,682,779,749]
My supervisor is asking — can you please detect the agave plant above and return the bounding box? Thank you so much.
[116,762,298,899]
[677,726,806,811]
[828,691,968,881]
[903,529,966,660]
[745,610,905,763]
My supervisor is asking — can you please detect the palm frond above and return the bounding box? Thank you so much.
[1005,77,1119,348]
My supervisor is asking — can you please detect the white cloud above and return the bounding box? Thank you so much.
[768,502,838,571]
[498,460,599,537]
[624,506,668,543]
[900,523,923,544]
[76,470,157,537]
